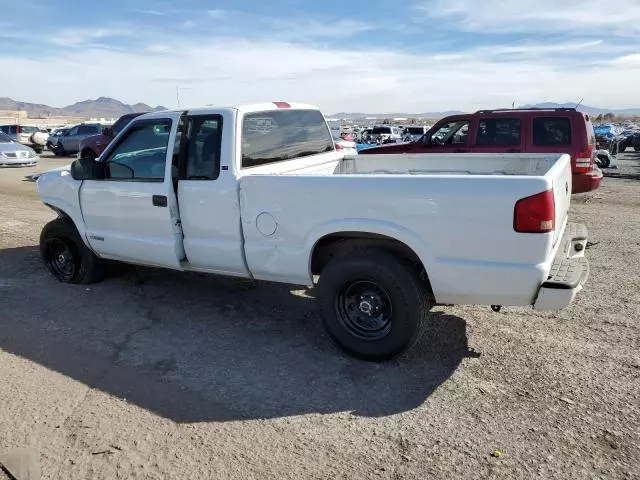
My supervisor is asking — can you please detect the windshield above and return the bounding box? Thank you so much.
[406,127,425,134]
[372,127,391,134]
[0,131,14,143]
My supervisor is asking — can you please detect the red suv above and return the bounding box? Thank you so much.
[78,113,143,160]
[360,108,602,194]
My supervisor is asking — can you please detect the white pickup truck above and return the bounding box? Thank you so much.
[36,102,589,361]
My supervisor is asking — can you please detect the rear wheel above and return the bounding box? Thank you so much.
[40,217,105,284]
[317,249,430,361]
[635,146,640,152]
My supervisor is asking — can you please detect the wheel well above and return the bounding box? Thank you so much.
[311,232,434,299]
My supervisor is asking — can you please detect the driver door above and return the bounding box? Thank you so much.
[79,113,186,268]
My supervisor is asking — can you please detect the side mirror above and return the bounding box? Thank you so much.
[102,127,113,137]
[70,157,99,180]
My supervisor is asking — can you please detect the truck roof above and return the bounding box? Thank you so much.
[136,102,321,120]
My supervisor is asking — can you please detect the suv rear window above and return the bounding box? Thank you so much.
[372,127,391,135]
[476,118,521,146]
[533,117,572,146]
[241,109,333,168]
[78,125,100,135]
[19,126,38,134]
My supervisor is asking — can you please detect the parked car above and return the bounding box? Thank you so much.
[0,124,46,154]
[360,108,602,194]
[0,131,38,167]
[52,123,103,156]
[618,129,640,153]
[403,126,429,142]
[77,113,144,160]
[36,102,589,361]
[332,132,357,159]
[46,127,70,150]
[370,126,403,144]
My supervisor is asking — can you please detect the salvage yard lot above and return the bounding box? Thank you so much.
[1,152,639,479]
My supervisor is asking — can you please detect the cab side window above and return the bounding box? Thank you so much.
[181,116,223,180]
[103,120,171,181]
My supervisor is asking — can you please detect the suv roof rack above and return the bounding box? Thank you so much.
[475,108,577,114]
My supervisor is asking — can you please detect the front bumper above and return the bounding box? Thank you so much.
[533,222,589,311]
[0,155,39,167]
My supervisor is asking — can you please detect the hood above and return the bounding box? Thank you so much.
[33,164,72,181]
[0,142,34,154]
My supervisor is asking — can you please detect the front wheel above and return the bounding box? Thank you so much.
[317,249,430,361]
[40,217,105,284]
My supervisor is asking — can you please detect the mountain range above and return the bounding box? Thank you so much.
[0,97,168,119]
[331,103,640,120]
[2,97,639,120]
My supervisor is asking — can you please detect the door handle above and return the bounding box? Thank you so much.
[152,195,167,207]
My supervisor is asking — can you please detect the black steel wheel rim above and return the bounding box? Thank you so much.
[335,280,393,340]
[46,238,76,281]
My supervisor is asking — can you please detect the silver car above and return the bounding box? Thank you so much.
[53,123,102,156]
[0,131,38,167]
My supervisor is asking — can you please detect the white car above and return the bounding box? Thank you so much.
[332,132,358,159]
[36,102,589,361]
[0,131,38,167]
[403,126,430,142]
[370,125,403,144]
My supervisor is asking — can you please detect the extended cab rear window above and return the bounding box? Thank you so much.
[241,109,334,168]
[533,117,572,146]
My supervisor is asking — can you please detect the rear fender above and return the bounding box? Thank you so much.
[306,219,435,281]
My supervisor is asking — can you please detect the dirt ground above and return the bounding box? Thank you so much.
[1,151,639,480]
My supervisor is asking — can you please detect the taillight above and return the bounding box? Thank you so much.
[574,144,594,173]
[16,125,20,134]
[514,190,555,233]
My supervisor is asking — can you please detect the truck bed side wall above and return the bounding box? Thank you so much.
[240,174,556,306]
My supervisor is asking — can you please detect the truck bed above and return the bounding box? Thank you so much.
[239,153,573,306]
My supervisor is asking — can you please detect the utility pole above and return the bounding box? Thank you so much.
[175,86,192,109]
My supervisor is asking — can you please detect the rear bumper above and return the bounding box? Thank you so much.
[533,222,589,311]
[572,167,602,194]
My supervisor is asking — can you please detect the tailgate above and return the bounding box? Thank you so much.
[551,155,572,245]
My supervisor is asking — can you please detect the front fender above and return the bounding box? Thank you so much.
[36,166,88,245]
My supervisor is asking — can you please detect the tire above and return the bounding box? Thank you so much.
[40,217,105,284]
[317,249,430,361]
[34,146,43,154]
[635,146,640,152]
[55,142,66,156]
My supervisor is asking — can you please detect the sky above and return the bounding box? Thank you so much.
[1,0,639,113]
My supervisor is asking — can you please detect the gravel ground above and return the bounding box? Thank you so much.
[0,151,639,479]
